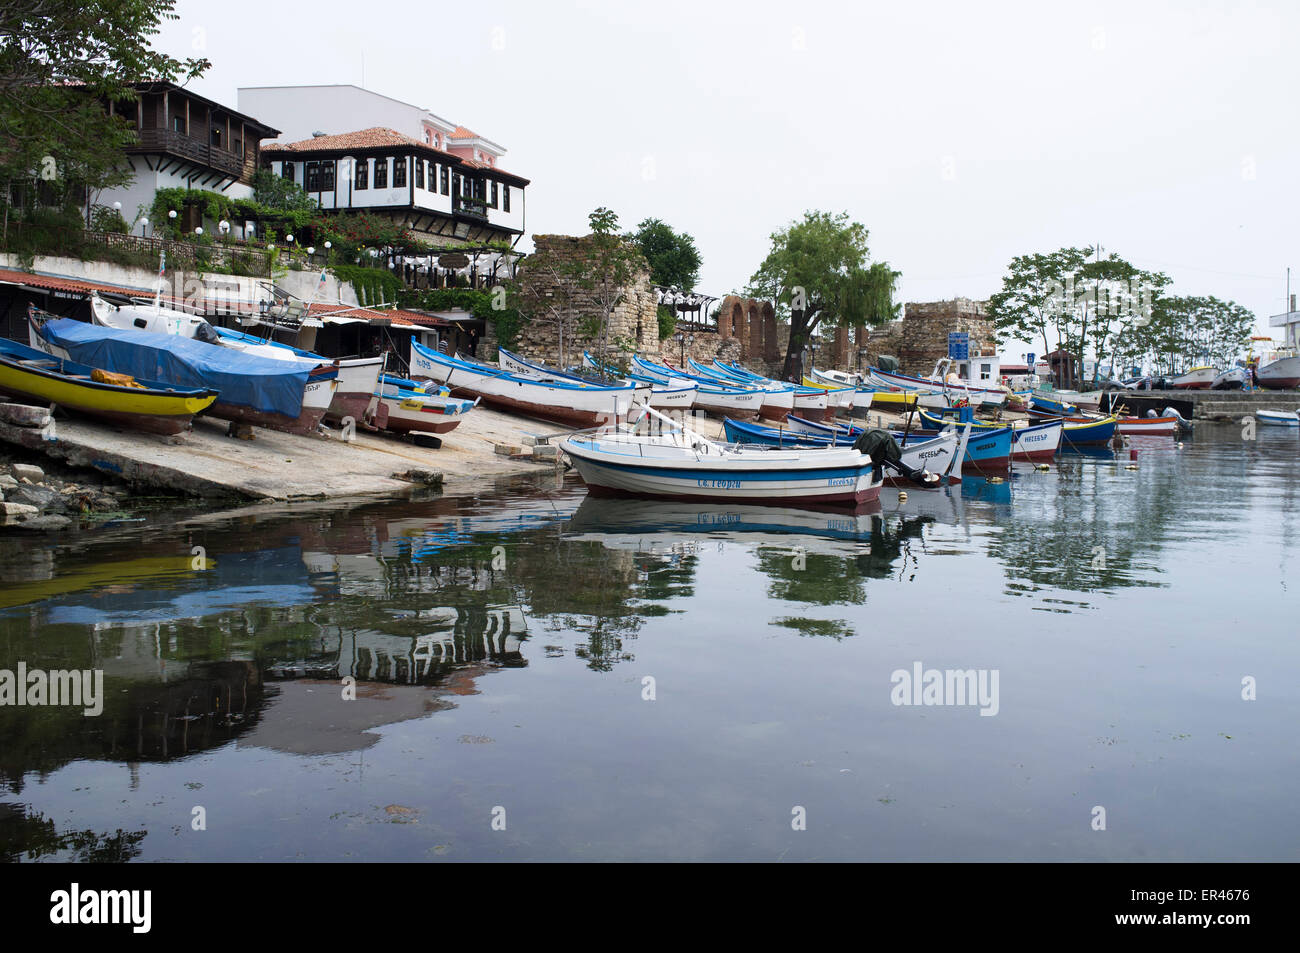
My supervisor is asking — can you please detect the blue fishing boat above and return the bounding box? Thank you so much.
[27,310,336,435]
[898,425,1013,472]
[723,418,966,485]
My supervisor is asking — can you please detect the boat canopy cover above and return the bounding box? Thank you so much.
[876,355,901,373]
[38,318,311,417]
[853,428,905,481]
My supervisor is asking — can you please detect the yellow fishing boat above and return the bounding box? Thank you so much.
[0,335,217,435]
[802,377,918,409]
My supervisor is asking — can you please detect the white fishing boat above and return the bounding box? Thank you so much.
[410,338,636,426]
[1255,409,1300,428]
[684,357,800,420]
[1211,367,1248,390]
[579,352,698,408]
[1257,353,1300,390]
[630,356,766,416]
[372,374,477,434]
[1170,366,1218,390]
[869,360,1009,409]
[560,404,887,506]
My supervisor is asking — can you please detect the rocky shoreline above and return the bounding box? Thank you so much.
[0,452,185,534]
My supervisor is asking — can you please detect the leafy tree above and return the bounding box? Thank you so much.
[746,210,899,381]
[0,0,209,225]
[989,246,1170,384]
[988,247,1093,361]
[575,207,644,367]
[628,217,701,291]
[1156,295,1255,373]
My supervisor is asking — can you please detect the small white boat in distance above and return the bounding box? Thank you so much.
[1255,409,1300,428]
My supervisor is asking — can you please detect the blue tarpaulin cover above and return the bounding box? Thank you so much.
[38,318,312,418]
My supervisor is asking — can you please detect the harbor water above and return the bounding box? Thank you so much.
[2,423,1297,861]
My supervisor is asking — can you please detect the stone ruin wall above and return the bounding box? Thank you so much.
[898,298,995,375]
[489,234,661,367]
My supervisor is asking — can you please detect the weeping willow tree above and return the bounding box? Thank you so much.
[746,210,900,381]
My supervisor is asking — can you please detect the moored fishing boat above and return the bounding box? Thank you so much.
[721,417,966,485]
[0,335,218,435]
[913,409,1063,462]
[1028,393,1079,417]
[27,308,335,435]
[1255,409,1300,428]
[899,424,1013,472]
[409,338,636,426]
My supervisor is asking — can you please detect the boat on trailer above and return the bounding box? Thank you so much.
[409,339,636,426]
[0,335,218,435]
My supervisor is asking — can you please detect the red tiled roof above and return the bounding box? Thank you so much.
[447,126,478,140]
[0,268,151,298]
[265,127,432,153]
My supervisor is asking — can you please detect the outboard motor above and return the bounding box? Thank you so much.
[852,428,940,487]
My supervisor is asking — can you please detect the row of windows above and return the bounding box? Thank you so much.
[283,157,511,210]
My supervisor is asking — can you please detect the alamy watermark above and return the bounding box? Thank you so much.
[890,661,1000,716]
[0,663,104,716]
[1043,276,1156,327]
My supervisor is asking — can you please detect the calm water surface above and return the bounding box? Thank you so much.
[2,424,1297,861]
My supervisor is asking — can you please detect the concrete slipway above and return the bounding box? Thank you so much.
[0,404,570,502]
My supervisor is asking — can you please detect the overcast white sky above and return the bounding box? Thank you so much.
[160,0,1298,355]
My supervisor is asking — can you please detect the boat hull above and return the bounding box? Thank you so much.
[412,341,635,426]
[1171,367,1217,389]
[1255,410,1300,427]
[0,344,217,436]
[1257,356,1300,390]
[561,436,882,507]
